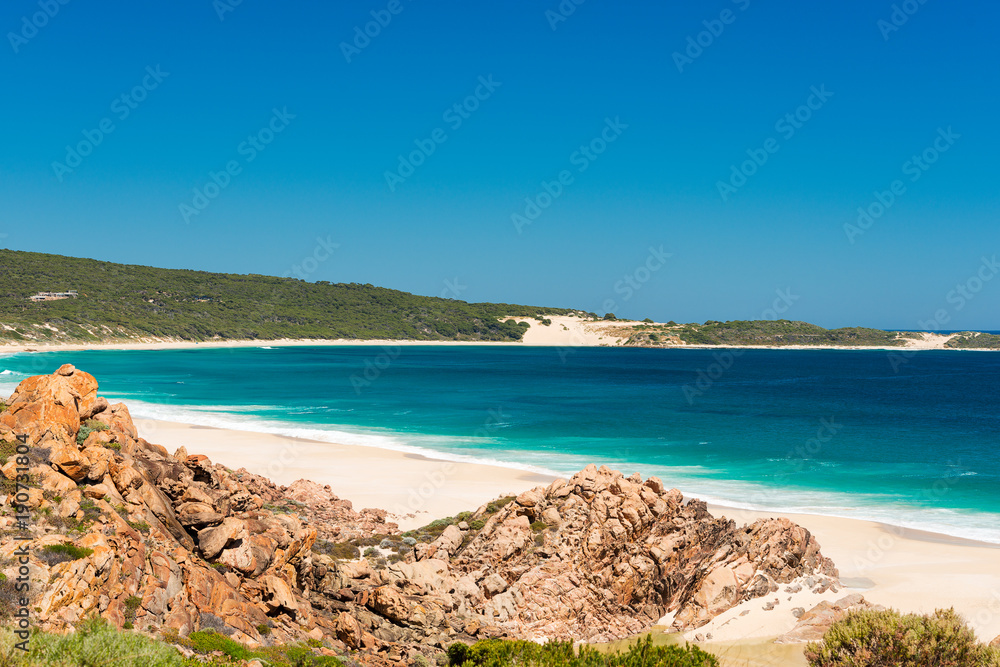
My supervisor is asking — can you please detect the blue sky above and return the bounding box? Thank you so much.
[2,0,998,329]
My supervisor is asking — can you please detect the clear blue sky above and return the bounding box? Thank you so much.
[2,1,997,329]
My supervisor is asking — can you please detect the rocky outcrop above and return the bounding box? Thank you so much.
[1,366,318,646]
[446,465,838,642]
[0,363,98,447]
[1,366,842,663]
[775,593,880,643]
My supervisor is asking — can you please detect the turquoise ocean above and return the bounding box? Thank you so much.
[2,346,998,543]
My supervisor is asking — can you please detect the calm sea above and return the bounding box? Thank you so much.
[2,346,998,542]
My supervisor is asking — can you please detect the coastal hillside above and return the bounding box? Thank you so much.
[0,250,577,344]
[3,249,996,351]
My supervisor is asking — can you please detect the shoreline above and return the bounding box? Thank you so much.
[2,316,997,353]
[2,338,999,354]
[141,418,1000,643]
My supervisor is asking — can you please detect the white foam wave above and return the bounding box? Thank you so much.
[655,477,1000,545]
[107,397,1000,546]
[125,399,563,478]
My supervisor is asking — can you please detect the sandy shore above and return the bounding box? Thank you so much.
[142,418,1000,652]
[140,419,555,532]
[691,504,1000,664]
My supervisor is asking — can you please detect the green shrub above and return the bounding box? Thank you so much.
[0,576,19,619]
[312,540,360,560]
[0,617,184,666]
[363,547,378,558]
[124,595,142,621]
[257,623,272,636]
[38,543,94,566]
[805,608,996,667]
[188,629,253,661]
[529,521,547,533]
[0,440,15,465]
[76,418,109,446]
[449,635,717,667]
[128,520,151,532]
[484,496,516,514]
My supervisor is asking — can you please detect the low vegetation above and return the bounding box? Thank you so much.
[0,618,184,667]
[805,608,1000,667]
[448,635,719,667]
[945,332,1000,349]
[176,628,342,666]
[0,619,347,667]
[76,418,109,446]
[624,320,908,348]
[0,249,575,344]
[37,543,94,566]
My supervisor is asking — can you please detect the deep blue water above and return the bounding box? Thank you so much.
[2,346,998,541]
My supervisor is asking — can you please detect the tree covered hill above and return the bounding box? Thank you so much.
[0,249,576,344]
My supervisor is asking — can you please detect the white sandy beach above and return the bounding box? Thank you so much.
[142,419,1000,655]
[0,317,986,353]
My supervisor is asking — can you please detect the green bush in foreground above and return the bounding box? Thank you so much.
[805,607,1000,667]
[0,621,345,667]
[0,618,183,667]
[448,635,718,667]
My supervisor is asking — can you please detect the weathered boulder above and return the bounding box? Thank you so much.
[0,366,98,447]
[335,611,362,648]
[693,566,739,617]
[198,518,243,559]
[775,594,876,643]
[49,444,90,482]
